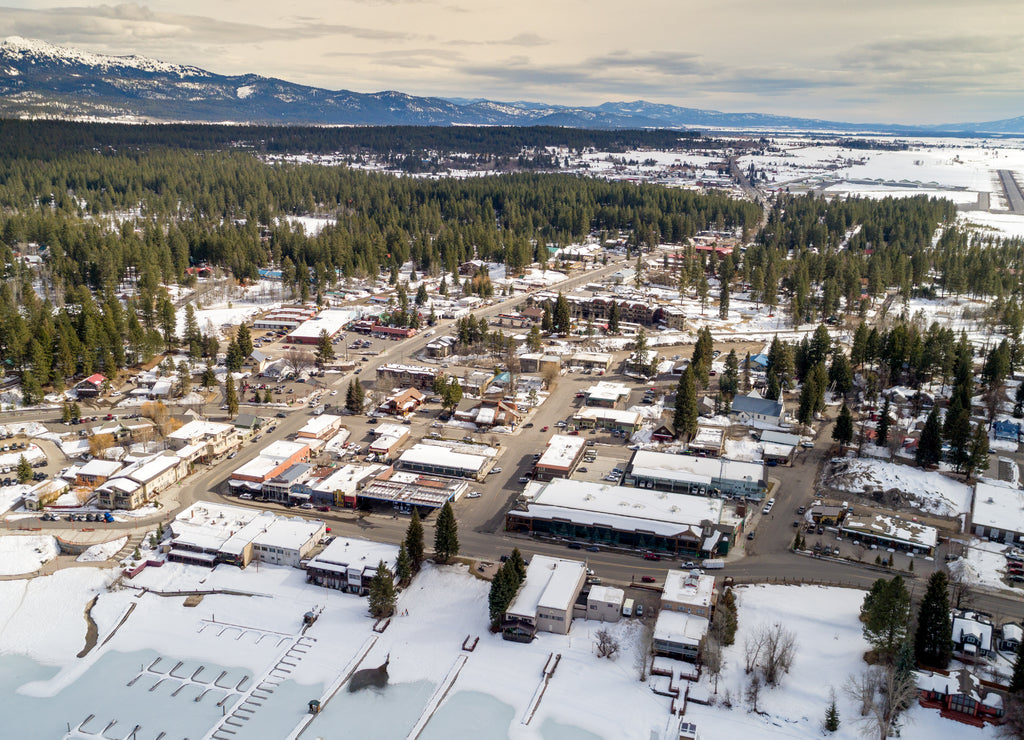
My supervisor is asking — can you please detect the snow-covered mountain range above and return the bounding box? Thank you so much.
[1,37,1022,134]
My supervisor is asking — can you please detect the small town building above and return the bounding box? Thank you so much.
[759,430,799,464]
[425,335,457,358]
[917,668,1004,726]
[286,309,355,345]
[166,420,239,462]
[229,440,311,493]
[377,388,425,416]
[74,373,107,398]
[368,424,411,459]
[952,610,994,659]
[840,512,937,555]
[730,391,785,426]
[971,481,1024,545]
[584,382,632,408]
[296,463,386,507]
[533,434,587,481]
[661,570,716,618]
[75,459,123,487]
[305,536,401,595]
[688,426,724,457]
[453,398,523,428]
[357,467,468,512]
[251,517,326,567]
[376,363,438,391]
[571,352,613,372]
[572,408,642,434]
[506,478,732,557]
[253,305,318,332]
[993,420,1021,442]
[24,479,70,510]
[503,555,587,641]
[519,353,562,374]
[396,443,490,480]
[999,623,1023,654]
[652,610,709,663]
[261,463,315,504]
[233,413,262,432]
[625,450,766,499]
[586,585,624,623]
[296,414,344,441]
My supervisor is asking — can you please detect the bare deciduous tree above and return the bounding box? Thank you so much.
[745,674,763,714]
[844,665,918,740]
[701,634,724,694]
[743,630,766,674]
[761,623,797,686]
[595,628,620,659]
[285,347,315,375]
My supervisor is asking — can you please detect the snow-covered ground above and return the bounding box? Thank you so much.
[685,584,995,740]
[0,561,999,739]
[826,459,972,516]
[0,534,59,575]
[76,536,127,563]
[952,538,1021,592]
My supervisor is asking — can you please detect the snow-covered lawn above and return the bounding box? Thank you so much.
[826,458,972,516]
[0,534,59,575]
[76,536,127,563]
[685,584,996,739]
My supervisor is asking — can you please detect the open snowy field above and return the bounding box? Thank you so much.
[0,534,59,575]
[685,584,995,740]
[825,459,972,517]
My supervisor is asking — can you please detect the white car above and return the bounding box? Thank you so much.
[299,502,315,510]
[467,492,481,498]
[110,391,121,397]
[331,390,338,396]
[491,467,502,474]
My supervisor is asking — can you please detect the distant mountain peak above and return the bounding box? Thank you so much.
[0,36,1021,134]
[0,36,209,78]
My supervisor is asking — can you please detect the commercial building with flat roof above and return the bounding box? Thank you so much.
[396,443,491,481]
[296,414,344,440]
[229,440,310,490]
[584,382,632,408]
[503,555,587,640]
[572,407,642,433]
[972,481,1024,545]
[841,513,937,555]
[534,434,587,481]
[167,502,324,568]
[587,585,624,623]
[253,305,318,331]
[358,467,468,512]
[506,478,731,557]
[166,420,240,462]
[286,309,354,345]
[625,450,766,499]
[662,570,717,618]
[653,610,709,662]
[376,364,438,391]
[305,536,400,595]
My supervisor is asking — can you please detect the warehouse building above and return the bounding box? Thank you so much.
[625,450,766,499]
[396,443,492,481]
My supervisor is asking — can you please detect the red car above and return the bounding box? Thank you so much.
[541,425,549,432]
[641,575,656,583]
[643,553,661,561]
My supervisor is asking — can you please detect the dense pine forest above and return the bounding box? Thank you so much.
[0,121,1021,399]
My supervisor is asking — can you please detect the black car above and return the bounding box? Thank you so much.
[567,542,583,550]
[276,412,287,418]
[586,545,600,552]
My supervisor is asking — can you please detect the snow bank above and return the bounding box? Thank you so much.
[76,536,127,563]
[0,534,59,575]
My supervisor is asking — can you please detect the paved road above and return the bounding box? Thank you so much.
[998,170,1024,214]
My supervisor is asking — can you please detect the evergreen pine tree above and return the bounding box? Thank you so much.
[16,454,32,484]
[914,571,952,669]
[404,509,425,569]
[966,423,990,481]
[916,407,943,467]
[235,323,253,358]
[718,279,730,319]
[607,301,620,334]
[832,403,854,450]
[1010,640,1024,694]
[876,398,892,447]
[395,544,412,585]
[433,501,459,562]
[61,402,72,424]
[509,548,528,582]
[367,560,397,619]
[553,293,571,335]
[488,562,516,628]
[673,366,698,441]
[225,374,238,419]
[315,329,335,367]
[824,694,840,732]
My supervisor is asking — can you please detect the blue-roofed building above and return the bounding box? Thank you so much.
[994,420,1021,442]
[748,353,770,369]
[730,392,785,426]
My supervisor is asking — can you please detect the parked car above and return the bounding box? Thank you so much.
[491,467,502,474]
[466,492,481,499]
[643,553,661,561]
[640,576,656,583]
[567,543,582,550]
[276,412,287,418]
[541,426,549,432]
[636,604,644,617]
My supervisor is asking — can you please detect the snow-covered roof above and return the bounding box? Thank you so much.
[310,464,386,495]
[77,459,123,478]
[585,382,631,403]
[662,571,715,610]
[261,439,309,461]
[759,430,801,447]
[537,434,586,471]
[306,536,399,574]
[972,481,1024,535]
[953,611,993,652]
[297,414,342,438]
[171,502,263,553]
[841,513,938,550]
[588,585,624,606]
[398,444,488,474]
[286,309,353,341]
[252,517,325,553]
[518,478,722,537]
[506,555,586,619]
[630,451,763,487]
[653,610,709,647]
[732,393,783,418]
[123,454,179,484]
[167,420,233,441]
[573,408,641,425]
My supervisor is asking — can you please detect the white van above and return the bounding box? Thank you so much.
[622,598,635,617]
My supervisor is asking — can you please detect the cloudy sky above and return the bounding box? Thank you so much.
[2,0,1023,124]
